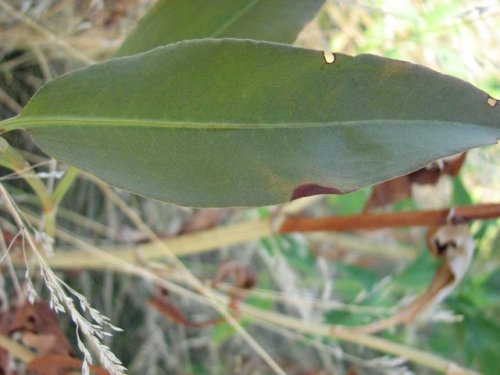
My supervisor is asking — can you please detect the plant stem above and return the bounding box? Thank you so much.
[7,202,500,270]
[43,166,80,236]
[36,217,273,270]
[51,166,80,206]
[0,141,81,238]
[13,211,414,271]
[0,138,61,237]
[279,203,500,233]
[0,138,53,214]
[240,304,480,375]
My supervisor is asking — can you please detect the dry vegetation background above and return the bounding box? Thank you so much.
[0,1,499,375]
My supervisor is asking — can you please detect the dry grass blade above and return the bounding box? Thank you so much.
[0,1,95,65]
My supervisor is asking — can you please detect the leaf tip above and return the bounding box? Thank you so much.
[291,183,342,201]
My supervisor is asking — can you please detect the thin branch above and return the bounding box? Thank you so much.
[240,303,481,375]
[49,218,272,270]
[279,203,500,233]
[12,214,414,271]
[6,202,499,271]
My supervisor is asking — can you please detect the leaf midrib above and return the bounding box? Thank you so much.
[2,117,479,131]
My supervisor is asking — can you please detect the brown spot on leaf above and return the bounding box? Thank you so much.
[291,183,342,201]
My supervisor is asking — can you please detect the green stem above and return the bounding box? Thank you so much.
[0,137,62,237]
[52,166,79,205]
[41,209,57,239]
[42,166,80,237]
[0,137,53,214]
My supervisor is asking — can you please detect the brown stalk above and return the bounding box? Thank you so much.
[279,203,500,233]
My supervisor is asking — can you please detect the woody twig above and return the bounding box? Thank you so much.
[278,203,500,233]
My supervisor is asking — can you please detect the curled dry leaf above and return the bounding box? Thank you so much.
[27,354,110,375]
[363,177,412,212]
[343,223,474,334]
[425,224,475,305]
[413,153,467,184]
[149,288,222,328]
[364,153,467,211]
[8,301,72,356]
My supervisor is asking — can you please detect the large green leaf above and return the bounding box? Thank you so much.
[2,39,499,207]
[116,0,325,56]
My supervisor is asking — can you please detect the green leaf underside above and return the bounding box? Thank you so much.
[116,0,325,56]
[3,39,499,207]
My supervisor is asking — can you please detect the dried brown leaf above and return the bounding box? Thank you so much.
[364,176,412,211]
[364,153,467,210]
[27,354,109,375]
[8,301,72,356]
[344,224,474,334]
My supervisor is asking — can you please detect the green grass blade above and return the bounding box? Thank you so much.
[116,0,325,56]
